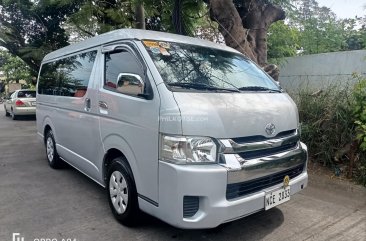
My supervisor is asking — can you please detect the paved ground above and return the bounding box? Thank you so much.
[0,104,365,241]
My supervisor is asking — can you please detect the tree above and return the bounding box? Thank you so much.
[342,17,366,51]
[135,2,146,29]
[65,0,135,40]
[0,50,33,87]
[8,0,360,81]
[300,4,344,54]
[67,0,289,79]
[0,0,83,74]
[267,20,299,60]
[286,0,366,54]
[206,0,289,80]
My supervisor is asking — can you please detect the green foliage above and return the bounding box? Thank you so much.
[0,0,365,78]
[0,0,209,71]
[353,74,366,151]
[65,0,206,38]
[291,85,355,166]
[65,0,134,40]
[353,74,366,185]
[290,77,366,185]
[269,1,366,63]
[268,21,299,60]
[172,0,206,36]
[287,0,366,54]
[292,1,344,53]
[0,50,33,87]
[342,17,366,50]
[0,0,83,73]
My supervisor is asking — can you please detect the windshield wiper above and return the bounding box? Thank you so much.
[167,82,240,92]
[238,86,282,93]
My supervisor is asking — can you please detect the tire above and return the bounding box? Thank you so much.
[107,157,139,226]
[5,107,10,117]
[11,109,17,120]
[45,130,63,169]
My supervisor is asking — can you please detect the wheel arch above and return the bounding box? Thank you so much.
[41,117,57,144]
[101,135,140,190]
[43,125,52,144]
[103,148,126,182]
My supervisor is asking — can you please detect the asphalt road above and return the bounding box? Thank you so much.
[0,104,365,241]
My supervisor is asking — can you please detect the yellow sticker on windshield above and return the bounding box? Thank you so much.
[143,41,159,48]
[159,42,170,49]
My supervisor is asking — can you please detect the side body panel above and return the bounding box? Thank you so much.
[98,42,161,203]
[37,48,103,184]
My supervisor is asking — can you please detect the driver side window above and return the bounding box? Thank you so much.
[104,49,144,97]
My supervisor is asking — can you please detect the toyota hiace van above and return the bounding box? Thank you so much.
[36,29,308,228]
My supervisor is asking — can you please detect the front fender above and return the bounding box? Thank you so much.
[101,134,141,191]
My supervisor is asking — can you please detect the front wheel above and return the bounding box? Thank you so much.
[107,158,139,226]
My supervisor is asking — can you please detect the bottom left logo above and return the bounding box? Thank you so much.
[12,233,25,241]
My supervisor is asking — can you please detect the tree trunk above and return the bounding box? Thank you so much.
[208,0,256,60]
[172,0,188,35]
[208,0,285,80]
[135,3,146,29]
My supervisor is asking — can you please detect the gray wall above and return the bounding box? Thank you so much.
[278,50,366,92]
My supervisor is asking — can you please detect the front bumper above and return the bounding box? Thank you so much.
[152,143,308,229]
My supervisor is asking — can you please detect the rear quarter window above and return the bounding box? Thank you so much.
[38,50,97,97]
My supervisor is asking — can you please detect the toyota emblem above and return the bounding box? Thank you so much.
[265,123,276,136]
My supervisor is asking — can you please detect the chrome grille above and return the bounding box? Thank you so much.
[226,164,305,200]
[221,129,300,160]
[231,129,297,144]
[238,142,298,159]
[220,129,307,189]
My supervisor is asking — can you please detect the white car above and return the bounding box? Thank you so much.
[4,89,36,120]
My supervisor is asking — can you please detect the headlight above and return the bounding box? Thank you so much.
[160,135,218,164]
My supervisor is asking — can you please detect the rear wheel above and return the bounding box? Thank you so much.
[10,109,17,120]
[107,157,139,226]
[45,130,63,169]
[4,107,10,116]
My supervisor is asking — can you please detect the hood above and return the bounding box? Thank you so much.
[172,92,298,139]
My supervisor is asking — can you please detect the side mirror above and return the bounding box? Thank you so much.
[116,73,145,97]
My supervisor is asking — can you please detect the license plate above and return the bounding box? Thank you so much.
[31,102,36,106]
[265,186,290,210]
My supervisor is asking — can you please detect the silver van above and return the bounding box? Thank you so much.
[36,29,308,229]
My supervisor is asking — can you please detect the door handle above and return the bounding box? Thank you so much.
[99,101,108,110]
[85,98,91,111]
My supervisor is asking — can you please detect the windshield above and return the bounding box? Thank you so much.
[143,40,280,92]
[17,90,36,98]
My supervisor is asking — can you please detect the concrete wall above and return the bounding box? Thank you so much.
[278,50,366,92]
[0,80,28,96]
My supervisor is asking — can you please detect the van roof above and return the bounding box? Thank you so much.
[43,29,240,62]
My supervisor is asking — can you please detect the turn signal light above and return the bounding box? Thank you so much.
[15,100,25,106]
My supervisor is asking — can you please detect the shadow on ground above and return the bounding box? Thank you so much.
[5,115,36,121]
